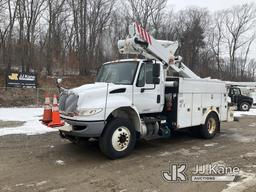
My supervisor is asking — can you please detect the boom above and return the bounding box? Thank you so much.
[118,22,200,79]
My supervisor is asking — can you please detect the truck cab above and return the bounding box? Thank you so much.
[228,86,253,111]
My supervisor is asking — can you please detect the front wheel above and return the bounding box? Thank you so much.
[200,113,220,139]
[99,118,136,159]
[239,102,250,111]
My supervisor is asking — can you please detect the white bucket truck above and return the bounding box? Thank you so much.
[57,23,234,159]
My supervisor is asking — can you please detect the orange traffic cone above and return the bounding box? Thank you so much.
[48,94,65,128]
[40,94,52,125]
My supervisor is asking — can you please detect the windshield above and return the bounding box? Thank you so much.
[96,61,138,85]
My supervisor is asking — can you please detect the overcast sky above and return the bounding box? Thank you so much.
[168,0,255,11]
[167,0,256,58]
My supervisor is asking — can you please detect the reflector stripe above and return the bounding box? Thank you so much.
[147,33,152,45]
[143,29,148,43]
[135,22,140,36]
[135,22,152,45]
[140,26,145,40]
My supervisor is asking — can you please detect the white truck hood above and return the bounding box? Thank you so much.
[70,82,108,94]
[69,82,130,109]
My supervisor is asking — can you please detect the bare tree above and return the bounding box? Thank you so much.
[70,0,115,75]
[247,59,256,80]
[0,0,255,82]
[209,11,225,78]
[223,3,256,79]
[6,0,18,70]
[239,34,256,79]
[46,0,66,75]
[148,0,167,38]
[0,0,9,66]
[126,0,167,30]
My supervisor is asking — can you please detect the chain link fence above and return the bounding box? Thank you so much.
[0,87,59,107]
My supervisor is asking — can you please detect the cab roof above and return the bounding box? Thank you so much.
[103,58,163,65]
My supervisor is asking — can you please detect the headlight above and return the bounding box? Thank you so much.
[78,108,103,116]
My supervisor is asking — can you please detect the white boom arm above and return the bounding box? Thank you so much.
[118,23,200,79]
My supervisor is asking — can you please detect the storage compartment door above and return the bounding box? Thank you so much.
[177,93,192,128]
[192,94,202,126]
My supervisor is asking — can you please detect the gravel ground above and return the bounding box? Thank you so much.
[0,116,256,192]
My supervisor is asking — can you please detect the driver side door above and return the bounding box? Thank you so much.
[133,62,164,114]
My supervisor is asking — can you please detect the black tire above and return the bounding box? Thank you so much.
[200,113,220,139]
[239,102,250,111]
[189,126,201,137]
[99,118,136,159]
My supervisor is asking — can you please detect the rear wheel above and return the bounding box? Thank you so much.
[239,102,250,111]
[200,113,219,139]
[99,118,136,159]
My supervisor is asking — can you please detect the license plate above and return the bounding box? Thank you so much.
[58,125,72,132]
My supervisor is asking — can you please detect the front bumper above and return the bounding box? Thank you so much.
[58,119,105,137]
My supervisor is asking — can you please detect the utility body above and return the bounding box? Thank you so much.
[57,23,234,159]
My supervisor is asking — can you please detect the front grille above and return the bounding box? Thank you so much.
[59,91,79,114]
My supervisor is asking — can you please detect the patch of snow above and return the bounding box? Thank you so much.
[15,183,24,187]
[145,155,152,158]
[204,143,218,147]
[198,150,207,154]
[26,183,35,187]
[249,123,256,127]
[226,133,256,143]
[191,146,201,150]
[36,180,48,186]
[179,148,202,156]
[158,151,171,157]
[0,108,58,136]
[245,165,256,168]
[49,188,66,192]
[0,108,43,121]
[158,148,204,157]
[221,171,256,192]
[241,151,256,158]
[55,160,65,165]
[1,186,12,191]
[234,109,256,117]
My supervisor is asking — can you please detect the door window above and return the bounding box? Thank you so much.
[232,88,241,95]
[137,64,145,87]
[145,64,154,84]
[136,63,156,87]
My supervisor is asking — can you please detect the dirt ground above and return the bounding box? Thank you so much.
[0,116,256,192]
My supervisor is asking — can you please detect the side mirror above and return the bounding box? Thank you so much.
[153,64,160,78]
[56,78,62,88]
[57,78,62,84]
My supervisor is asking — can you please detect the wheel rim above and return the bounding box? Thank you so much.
[241,103,249,111]
[111,126,131,152]
[207,117,216,134]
